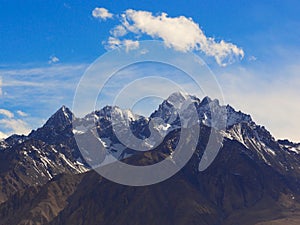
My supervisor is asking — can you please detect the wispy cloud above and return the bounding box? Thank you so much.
[248,55,257,62]
[92,7,113,20]
[3,80,43,87]
[0,64,87,105]
[0,64,86,77]
[17,110,28,117]
[0,118,31,137]
[48,55,60,64]
[0,108,31,138]
[97,9,244,66]
[0,109,14,118]
[0,63,88,135]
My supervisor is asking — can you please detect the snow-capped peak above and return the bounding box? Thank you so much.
[93,106,139,123]
[166,91,189,106]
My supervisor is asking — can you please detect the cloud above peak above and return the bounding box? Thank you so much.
[0,108,31,139]
[92,7,113,20]
[96,9,244,66]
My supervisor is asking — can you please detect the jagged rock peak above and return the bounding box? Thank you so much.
[44,105,74,127]
[199,96,212,106]
[225,105,252,128]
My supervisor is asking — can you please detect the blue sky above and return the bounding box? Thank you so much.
[0,0,300,141]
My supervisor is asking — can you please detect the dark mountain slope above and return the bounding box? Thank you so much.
[0,173,83,225]
[50,171,220,225]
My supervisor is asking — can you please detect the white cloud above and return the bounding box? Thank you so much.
[104,9,244,66]
[106,37,122,49]
[123,39,140,52]
[110,25,127,37]
[0,118,31,136]
[17,110,28,117]
[105,37,139,52]
[48,55,60,64]
[0,108,31,137]
[0,109,14,118]
[92,7,113,20]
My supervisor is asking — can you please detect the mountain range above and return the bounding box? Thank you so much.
[0,92,300,225]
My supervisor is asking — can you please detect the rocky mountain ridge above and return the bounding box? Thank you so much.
[0,92,300,224]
